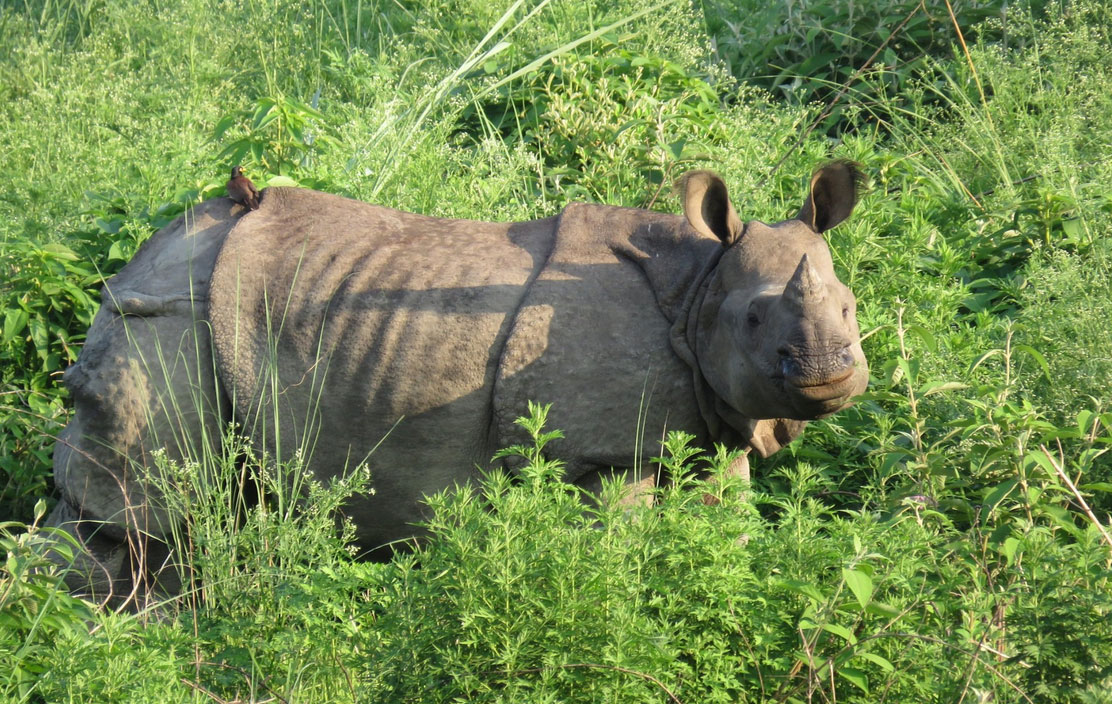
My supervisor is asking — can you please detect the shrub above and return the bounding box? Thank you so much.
[703,0,1048,133]
[360,405,1112,702]
[0,500,94,701]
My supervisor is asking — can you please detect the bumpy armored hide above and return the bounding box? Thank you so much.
[207,188,722,551]
[49,199,237,597]
[495,201,721,473]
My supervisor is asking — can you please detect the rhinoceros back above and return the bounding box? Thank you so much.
[208,187,555,548]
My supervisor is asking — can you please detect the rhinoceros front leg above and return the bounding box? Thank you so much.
[571,465,659,508]
[701,450,750,506]
[49,297,225,604]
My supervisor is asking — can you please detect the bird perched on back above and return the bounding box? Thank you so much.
[226,165,260,210]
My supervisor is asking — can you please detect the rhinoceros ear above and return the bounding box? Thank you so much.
[796,160,865,233]
[678,170,744,246]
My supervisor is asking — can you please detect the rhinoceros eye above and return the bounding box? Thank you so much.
[841,305,850,319]
[747,312,760,328]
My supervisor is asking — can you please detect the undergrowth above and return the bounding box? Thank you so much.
[1,0,1111,701]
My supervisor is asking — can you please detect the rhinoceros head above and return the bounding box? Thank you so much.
[684,161,868,424]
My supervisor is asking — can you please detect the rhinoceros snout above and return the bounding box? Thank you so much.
[776,346,856,386]
[775,345,862,418]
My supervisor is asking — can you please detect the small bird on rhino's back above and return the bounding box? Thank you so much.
[226,165,260,210]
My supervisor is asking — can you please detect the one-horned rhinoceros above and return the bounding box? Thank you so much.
[49,162,868,599]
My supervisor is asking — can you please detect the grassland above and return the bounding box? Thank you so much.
[2,0,1112,701]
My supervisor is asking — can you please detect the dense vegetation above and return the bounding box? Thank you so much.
[2,0,1111,701]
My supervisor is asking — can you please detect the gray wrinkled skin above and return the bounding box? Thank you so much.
[48,163,868,603]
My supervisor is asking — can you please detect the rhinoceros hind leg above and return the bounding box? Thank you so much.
[47,198,240,606]
[45,496,183,609]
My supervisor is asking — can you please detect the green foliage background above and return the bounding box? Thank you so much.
[1,0,1111,701]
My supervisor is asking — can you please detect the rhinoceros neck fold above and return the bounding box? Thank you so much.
[604,208,725,324]
[674,258,741,445]
[493,202,715,482]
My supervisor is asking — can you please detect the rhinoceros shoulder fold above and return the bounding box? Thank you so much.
[494,201,711,479]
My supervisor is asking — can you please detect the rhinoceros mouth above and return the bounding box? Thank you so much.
[773,367,860,418]
[787,367,856,401]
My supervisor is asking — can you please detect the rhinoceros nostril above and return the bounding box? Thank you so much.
[779,356,798,378]
[839,347,856,369]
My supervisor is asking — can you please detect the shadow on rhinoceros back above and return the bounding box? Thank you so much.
[47,162,868,607]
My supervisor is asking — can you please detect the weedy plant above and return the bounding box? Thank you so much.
[0,500,92,701]
[704,0,1049,134]
[459,38,722,204]
[213,93,340,185]
[358,403,1112,702]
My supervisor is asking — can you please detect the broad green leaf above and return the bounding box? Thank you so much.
[286,97,326,120]
[108,241,127,261]
[2,309,29,344]
[839,666,869,692]
[1077,409,1095,437]
[212,113,236,140]
[251,98,277,127]
[266,175,299,188]
[1036,503,1082,538]
[1100,412,1112,431]
[962,290,997,313]
[820,622,856,644]
[906,324,937,353]
[842,568,874,609]
[1014,344,1050,380]
[881,357,902,386]
[969,348,1003,373]
[288,123,305,144]
[40,243,80,261]
[1024,451,1058,478]
[855,652,894,672]
[921,381,968,397]
[778,579,825,602]
[896,357,919,385]
[865,601,901,618]
[28,318,49,361]
[988,522,1013,548]
[254,109,279,132]
[1061,217,1083,240]
[95,217,122,234]
[979,479,1017,520]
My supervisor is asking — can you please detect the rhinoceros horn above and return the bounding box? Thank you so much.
[783,253,826,312]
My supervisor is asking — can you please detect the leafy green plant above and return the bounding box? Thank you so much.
[147,431,372,610]
[0,234,102,521]
[213,93,339,181]
[459,39,721,204]
[704,0,1045,133]
[363,405,1094,702]
[0,500,94,701]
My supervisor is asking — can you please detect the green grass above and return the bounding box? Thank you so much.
[3,0,1112,701]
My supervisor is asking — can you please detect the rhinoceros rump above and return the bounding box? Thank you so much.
[49,162,867,601]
